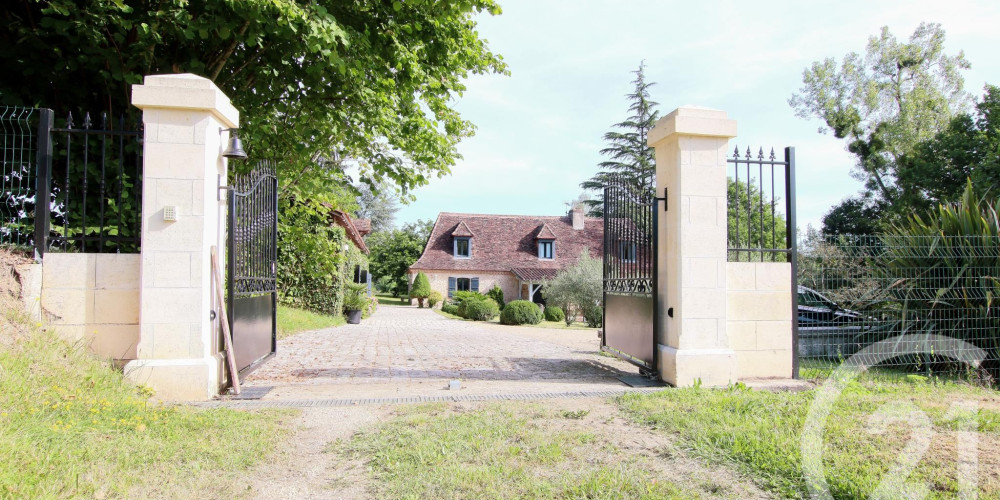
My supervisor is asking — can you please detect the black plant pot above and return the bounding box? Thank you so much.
[346,309,362,324]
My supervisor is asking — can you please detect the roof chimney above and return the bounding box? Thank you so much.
[571,207,585,230]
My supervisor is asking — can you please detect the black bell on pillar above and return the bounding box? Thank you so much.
[221,129,248,160]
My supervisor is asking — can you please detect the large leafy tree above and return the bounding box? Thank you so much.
[895,85,1000,212]
[727,178,788,259]
[790,23,970,224]
[355,182,400,234]
[0,0,507,201]
[367,223,427,297]
[580,62,658,216]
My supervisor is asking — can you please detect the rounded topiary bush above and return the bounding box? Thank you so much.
[428,291,443,308]
[441,303,460,316]
[500,300,543,325]
[463,297,500,321]
[543,306,565,323]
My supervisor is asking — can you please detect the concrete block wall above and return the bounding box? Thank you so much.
[40,253,141,362]
[727,261,794,378]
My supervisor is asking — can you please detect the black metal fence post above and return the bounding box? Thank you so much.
[784,147,799,379]
[33,109,54,259]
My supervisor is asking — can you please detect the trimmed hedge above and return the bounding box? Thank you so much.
[543,306,565,323]
[500,300,543,325]
[463,297,500,321]
[428,291,443,308]
[441,303,460,315]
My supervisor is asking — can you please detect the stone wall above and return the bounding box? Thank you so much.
[726,261,794,378]
[409,270,520,306]
[40,253,141,363]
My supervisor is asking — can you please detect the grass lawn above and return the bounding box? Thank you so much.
[276,304,345,339]
[374,292,410,307]
[340,403,692,499]
[0,307,292,498]
[618,369,1000,498]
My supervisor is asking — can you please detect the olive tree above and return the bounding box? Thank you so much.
[543,251,602,326]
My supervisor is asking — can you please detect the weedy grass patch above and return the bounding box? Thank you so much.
[0,306,292,499]
[619,374,1000,498]
[277,304,345,339]
[341,403,692,499]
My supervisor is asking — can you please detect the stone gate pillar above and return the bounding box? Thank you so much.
[124,74,237,400]
[648,107,737,387]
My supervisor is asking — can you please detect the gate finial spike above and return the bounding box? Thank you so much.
[66,111,74,129]
[769,147,776,160]
[744,146,752,160]
[82,112,92,129]
[732,145,740,159]
[757,147,764,160]
[100,112,107,129]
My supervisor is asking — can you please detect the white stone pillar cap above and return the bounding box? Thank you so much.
[648,106,737,147]
[131,73,239,129]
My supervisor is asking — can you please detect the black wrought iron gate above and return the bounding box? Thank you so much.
[602,181,658,374]
[227,163,278,376]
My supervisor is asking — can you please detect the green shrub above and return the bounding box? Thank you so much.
[451,291,482,317]
[410,272,431,307]
[441,303,460,315]
[485,285,505,308]
[463,297,500,321]
[583,305,603,328]
[543,306,565,323]
[500,300,543,325]
[428,290,443,308]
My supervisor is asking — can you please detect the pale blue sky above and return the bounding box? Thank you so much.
[395,0,1000,231]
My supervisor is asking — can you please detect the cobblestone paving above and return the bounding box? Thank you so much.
[245,306,637,390]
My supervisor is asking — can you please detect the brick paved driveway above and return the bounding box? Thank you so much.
[244,305,638,397]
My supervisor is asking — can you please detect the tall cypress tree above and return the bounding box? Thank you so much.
[580,63,659,216]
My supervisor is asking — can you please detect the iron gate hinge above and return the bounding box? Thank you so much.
[653,187,668,211]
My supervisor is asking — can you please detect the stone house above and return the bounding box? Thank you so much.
[408,208,603,305]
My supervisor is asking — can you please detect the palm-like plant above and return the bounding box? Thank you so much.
[873,180,1000,380]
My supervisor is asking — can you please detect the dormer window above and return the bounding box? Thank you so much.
[619,241,637,262]
[454,237,470,258]
[538,239,554,260]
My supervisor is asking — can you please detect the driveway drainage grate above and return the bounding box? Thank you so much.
[193,387,668,409]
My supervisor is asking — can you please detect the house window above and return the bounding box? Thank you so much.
[538,239,554,260]
[454,237,470,258]
[448,277,479,297]
[619,241,637,262]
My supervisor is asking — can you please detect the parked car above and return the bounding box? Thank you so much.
[797,285,866,359]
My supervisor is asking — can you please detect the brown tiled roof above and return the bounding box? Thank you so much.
[511,268,558,281]
[330,210,370,255]
[535,223,557,240]
[354,218,372,236]
[451,221,474,237]
[409,211,603,276]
